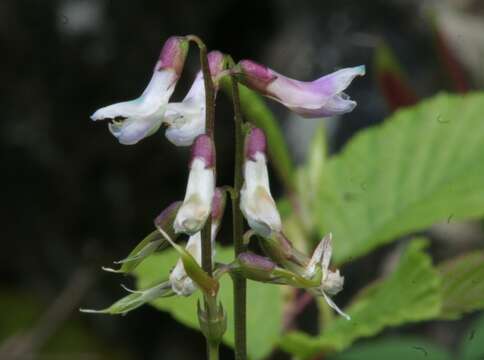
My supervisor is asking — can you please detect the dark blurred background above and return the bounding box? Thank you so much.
[1,0,484,359]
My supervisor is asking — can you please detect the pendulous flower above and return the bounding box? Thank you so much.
[170,188,226,296]
[237,59,365,118]
[91,36,189,145]
[164,51,226,146]
[174,135,216,235]
[240,127,282,237]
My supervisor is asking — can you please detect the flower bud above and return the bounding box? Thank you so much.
[174,135,215,235]
[164,50,226,146]
[91,36,189,145]
[237,252,276,282]
[237,59,365,118]
[240,128,282,237]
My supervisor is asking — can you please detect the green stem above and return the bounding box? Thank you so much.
[207,341,219,360]
[229,65,247,360]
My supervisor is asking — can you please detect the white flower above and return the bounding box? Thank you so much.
[164,72,206,146]
[240,128,282,237]
[307,233,349,320]
[164,51,225,146]
[91,36,188,145]
[174,135,215,235]
[169,225,218,296]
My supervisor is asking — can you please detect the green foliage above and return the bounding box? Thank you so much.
[296,93,484,263]
[134,246,283,360]
[438,250,484,319]
[330,337,452,360]
[460,314,484,360]
[0,291,122,359]
[281,239,442,358]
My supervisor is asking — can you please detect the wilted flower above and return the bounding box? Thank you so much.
[240,128,282,237]
[170,188,226,296]
[164,51,226,146]
[306,233,349,320]
[237,59,365,118]
[174,135,216,235]
[91,36,189,144]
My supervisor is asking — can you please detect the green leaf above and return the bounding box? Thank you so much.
[306,93,484,263]
[330,337,452,360]
[296,124,328,233]
[438,250,484,319]
[222,79,295,192]
[134,246,283,360]
[460,313,484,360]
[281,238,442,358]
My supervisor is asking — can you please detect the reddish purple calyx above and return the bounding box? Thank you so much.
[191,134,215,168]
[208,51,225,77]
[239,59,277,92]
[245,127,267,161]
[211,188,225,221]
[154,201,182,228]
[156,36,189,75]
[238,252,276,272]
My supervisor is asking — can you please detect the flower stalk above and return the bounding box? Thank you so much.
[188,34,222,358]
[229,59,248,360]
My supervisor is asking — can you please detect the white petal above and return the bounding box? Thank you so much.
[163,73,206,146]
[164,101,205,146]
[321,233,333,274]
[174,159,215,235]
[108,111,164,145]
[170,223,219,296]
[91,69,177,121]
[322,270,344,296]
[240,153,281,237]
[322,291,350,320]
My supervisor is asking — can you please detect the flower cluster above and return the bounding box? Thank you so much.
[83,35,364,322]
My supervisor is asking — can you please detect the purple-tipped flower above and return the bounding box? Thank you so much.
[170,188,226,296]
[91,36,189,145]
[240,128,282,237]
[164,51,226,146]
[238,59,365,118]
[174,135,215,235]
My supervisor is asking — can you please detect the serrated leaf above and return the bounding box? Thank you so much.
[134,246,282,360]
[460,313,484,360]
[307,93,484,264]
[296,125,328,233]
[281,238,442,358]
[438,250,484,319]
[330,337,452,360]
